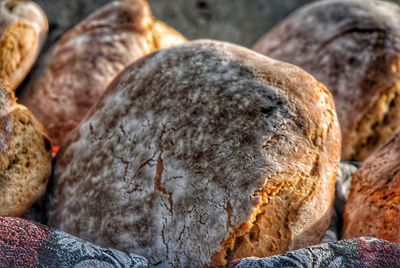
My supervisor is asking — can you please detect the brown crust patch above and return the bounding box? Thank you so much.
[253,0,400,161]
[0,0,47,91]
[0,82,51,216]
[350,67,400,160]
[343,130,400,242]
[0,22,36,87]
[211,98,338,266]
[20,0,186,146]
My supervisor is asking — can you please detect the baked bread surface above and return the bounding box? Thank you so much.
[253,0,400,161]
[343,131,400,242]
[0,0,48,91]
[20,0,186,146]
[48,40,340,267]
[0,81,51,216]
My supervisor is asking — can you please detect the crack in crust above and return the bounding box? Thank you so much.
[212,104,336,266]
[49,40,340,267]
[253,0,400,161]
[153,126,174,214]
[350,66,400,160]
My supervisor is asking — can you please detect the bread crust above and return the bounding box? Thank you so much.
[253,0,400,161]
[343,131,400,242]
[0,81,51,216]
[20,0,186,146]
[48,40,340,267]
[0,0,48,91]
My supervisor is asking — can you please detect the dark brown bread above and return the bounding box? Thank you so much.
[0,0,47,91]
[0,81,51,216]
[20,0,186,146]
[253,0,400,161]
[48,40,341,267]
[343,131,400,242]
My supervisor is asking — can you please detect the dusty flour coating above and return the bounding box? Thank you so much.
[253,0,400,160]
[49,40,340,267]
[20,0,186,146]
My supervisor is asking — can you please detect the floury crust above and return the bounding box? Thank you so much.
[48,40,340,267]
[253,0,400,160]
[20,0,186,146]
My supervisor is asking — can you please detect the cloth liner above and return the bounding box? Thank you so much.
[9,161,397,267]
[230,237,400,267]
[0,217,147,267]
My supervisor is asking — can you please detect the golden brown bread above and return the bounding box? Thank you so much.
[0,0,47,91]
[0,81,51,216]
[343,131,400,242]
[48,40,341,267]
[253,0,400,161]
[19,0,186,146]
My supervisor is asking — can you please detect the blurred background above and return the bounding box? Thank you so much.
[32,0,400,50]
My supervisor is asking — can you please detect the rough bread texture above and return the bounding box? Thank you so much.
[48,40,341,267]
[0,0,47,91]
[19,0,186,146]
[343,131,400,242]
[253,0,400,161]
[0,81,51,217]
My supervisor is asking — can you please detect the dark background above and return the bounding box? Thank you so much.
[29,0,322,50]
[31,0,400,50]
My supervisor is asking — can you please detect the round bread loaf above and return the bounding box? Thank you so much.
[253,0,400,161]
[0,81,51,216]
[343,131,400,242]
[48,40,341,267]
[19,0,186,147]
[0,0,47,91]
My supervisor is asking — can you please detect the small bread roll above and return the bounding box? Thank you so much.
[48,40,340,267]
[253,0,400,161]
[0,81,51,216]
[20,0,186,146]
[343,131,400,242]
[0,0,47,91]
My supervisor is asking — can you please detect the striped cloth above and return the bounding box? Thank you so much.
[0,217,147,268]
